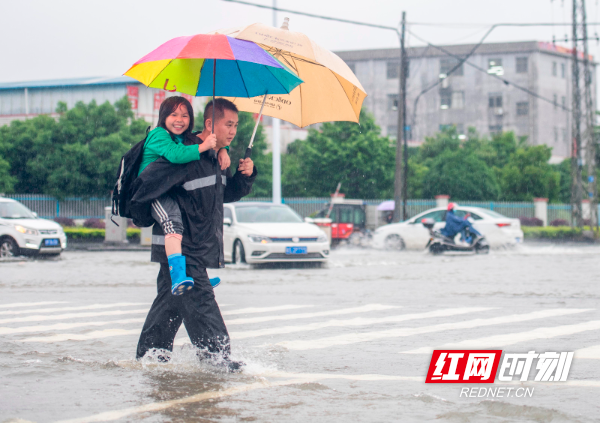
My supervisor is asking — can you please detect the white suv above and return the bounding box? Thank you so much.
[0,198,67,258]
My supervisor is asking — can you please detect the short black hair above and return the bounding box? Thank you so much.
[157,96,194,136]
[204,98,239,129]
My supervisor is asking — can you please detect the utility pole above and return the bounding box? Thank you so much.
[393,11,407,222]
[581,0,599,233]
[571,0,584,228]
[272,0,282,204]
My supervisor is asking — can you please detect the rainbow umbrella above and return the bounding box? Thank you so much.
[125,34,303,139]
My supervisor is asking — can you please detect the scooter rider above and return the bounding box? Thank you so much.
[440,203,482,244]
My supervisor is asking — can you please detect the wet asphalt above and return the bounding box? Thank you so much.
[1,244,600,423]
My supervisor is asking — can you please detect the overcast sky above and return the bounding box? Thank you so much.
[1,0,598,83]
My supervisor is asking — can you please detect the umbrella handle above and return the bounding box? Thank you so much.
[246,93,268,157]
[244,147,252,159]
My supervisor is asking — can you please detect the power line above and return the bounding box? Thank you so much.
[407,29,571,113]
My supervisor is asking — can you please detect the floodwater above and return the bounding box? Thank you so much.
[1,244,600,422]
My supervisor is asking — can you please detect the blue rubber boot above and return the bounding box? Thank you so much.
[168,254,194,295]
[210,277,221,288]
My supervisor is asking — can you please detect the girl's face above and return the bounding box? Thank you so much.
[165,104,190,135]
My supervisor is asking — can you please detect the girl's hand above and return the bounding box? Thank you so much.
[198,134,217,153]
[218,148,231,170]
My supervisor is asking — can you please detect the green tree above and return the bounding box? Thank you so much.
[422,150,500,200]
[0,97,146,198]
[195,109,272,197]
[282,109,395,198]
[497,145,560,201]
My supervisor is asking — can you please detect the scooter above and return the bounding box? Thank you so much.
[421,218,490,255]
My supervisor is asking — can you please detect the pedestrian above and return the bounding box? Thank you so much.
[130,98,257,372]
[138,96,231,295]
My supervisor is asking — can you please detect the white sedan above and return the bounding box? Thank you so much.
[223,202,330,264]
[372,206,523,250]
[0,198,67,258]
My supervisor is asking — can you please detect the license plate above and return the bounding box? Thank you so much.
[286,246,307,255]
[44,239,60,247]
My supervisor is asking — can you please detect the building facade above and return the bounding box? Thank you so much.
[336,41,596,162]
[0,76,307,152]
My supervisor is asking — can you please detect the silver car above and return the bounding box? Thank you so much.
[0,198,67,258]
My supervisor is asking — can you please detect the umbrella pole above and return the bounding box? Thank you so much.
[212,59,216,134]
[245,93,267,159]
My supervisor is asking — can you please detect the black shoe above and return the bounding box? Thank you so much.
[222,358,245,373]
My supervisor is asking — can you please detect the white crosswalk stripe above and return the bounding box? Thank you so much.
[276,309,593,351]
[0,318,145,336]
[0,301,68,309]
[229,307,493,340]
[402,320,600,354]
[0,302,147,316]
[575,344,600,359]
[226,304,398,325]
[23,328,140,343]
[222,305,313,316]
[0,309,149,325]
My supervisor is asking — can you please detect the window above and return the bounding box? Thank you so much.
[454,210,482,220]
[489,95,502,108]
[417,210,446,223]
[440,58,464,77]
[489,125,503,134]
[561,63,566,78]
[347,62,356,74]
[488,58,503,75]
[224,207,233,221]
[387,61,400,79]
[456,124,465,135]
[561,96,566,110]
[516,102,529,116]
[552,62,557,76]
[516,57,528,73]
[553,94,558,109]
[440,91,452,109]
[339,205,366,226]
[387,94,399,111]
[387,125,398,139]
[451,91,465,109]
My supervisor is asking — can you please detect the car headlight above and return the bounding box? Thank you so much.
[248,234,271,244]
[317,234,328,243]
[14,225,39,236]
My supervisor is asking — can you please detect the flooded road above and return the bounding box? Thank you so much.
[1,244,600,422]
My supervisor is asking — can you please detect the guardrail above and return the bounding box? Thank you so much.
[5,194,593,224]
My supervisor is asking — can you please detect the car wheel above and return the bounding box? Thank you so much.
[0,237,19,259]
[233,240,246,264]
[429,243,445,255]
[384,234,405,250]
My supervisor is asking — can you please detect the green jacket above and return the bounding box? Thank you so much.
[138,127,200,176]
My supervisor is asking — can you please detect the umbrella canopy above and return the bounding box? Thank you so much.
[124,34,303,98]
[212,21,367,128]
[377,201,395,211]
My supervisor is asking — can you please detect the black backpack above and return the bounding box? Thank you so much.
[110,126,150,224]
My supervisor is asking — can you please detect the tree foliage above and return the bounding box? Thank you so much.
[0,97,147,198]
[282,109,395,198]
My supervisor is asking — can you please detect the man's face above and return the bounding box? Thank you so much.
[213,109,239,149]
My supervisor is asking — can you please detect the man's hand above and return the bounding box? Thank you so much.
[218,148,231,170]
[238,158,254,176]
[197,133,217,153]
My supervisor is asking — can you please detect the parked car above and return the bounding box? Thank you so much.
[0,198,67,258]
[223,202,330,264]
[372,206,523,250]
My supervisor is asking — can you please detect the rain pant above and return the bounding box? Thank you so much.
[440,209,481,239]
[130,142,257,359]
[136,262,229,359]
